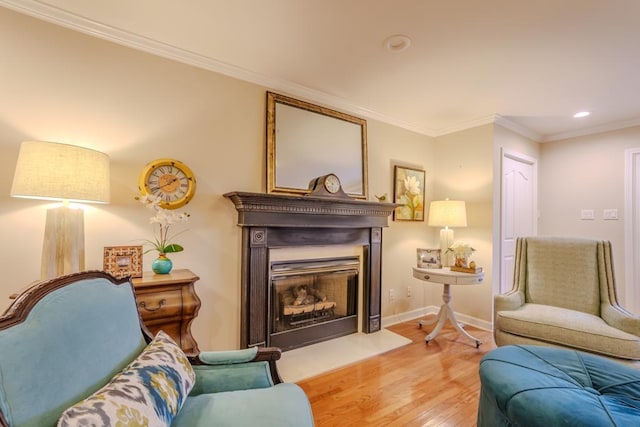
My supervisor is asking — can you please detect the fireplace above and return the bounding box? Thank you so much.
[270,256,359,350]
[225,191,396,350]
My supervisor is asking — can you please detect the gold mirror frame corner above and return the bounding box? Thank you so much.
[266,91,369,200]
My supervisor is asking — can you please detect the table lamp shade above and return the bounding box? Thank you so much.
[427,200,467,228]
[10,141,110,203]
[10,141,110,279]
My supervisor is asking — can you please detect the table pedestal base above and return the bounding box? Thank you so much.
[419,284,482,348]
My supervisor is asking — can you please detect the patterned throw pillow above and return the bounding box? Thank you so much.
[58,331,195,427]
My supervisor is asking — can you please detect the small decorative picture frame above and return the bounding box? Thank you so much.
[103,246,143,279]
[417,248,441,268]
[393,165,426,221]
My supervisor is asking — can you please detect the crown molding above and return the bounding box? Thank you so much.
[433,115,496,137]
[542,116,640,142]
[493,115,543,141]
[0,0,435,137]
[431,114,545,142]
[491,114,640,143]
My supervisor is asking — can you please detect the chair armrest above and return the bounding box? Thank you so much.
[192,346,282,365]
[494,290,524,313]
[188,347,284,396]
[602,304,640,336]
[197,347,259,365]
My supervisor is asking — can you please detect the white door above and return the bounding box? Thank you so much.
[500,150,538,294]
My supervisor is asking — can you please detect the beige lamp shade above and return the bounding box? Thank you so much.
[427,200,467,228]
[10,141,110,203]
[10,141,110,279]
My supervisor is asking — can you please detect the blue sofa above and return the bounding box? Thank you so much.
[0,271,314,427]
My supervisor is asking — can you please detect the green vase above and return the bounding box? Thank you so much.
[152,254,173,274]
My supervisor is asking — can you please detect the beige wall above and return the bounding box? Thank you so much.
[367,120,438,319]
[431,125,495,325]
[539,126,640,308]
[0,8,448,349]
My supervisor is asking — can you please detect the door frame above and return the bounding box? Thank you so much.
[624,148,640,313]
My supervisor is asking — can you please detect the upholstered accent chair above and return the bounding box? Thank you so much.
[494,236,640,361]
[0,271,314,427]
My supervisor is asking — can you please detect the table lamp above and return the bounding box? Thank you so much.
[427,199,467,267]
[10,141,110,279]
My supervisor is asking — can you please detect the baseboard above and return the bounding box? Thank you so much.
[382,306,439,327]
[382,305,493,332]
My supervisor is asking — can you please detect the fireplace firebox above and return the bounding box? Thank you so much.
[270,256,359,350]
[225,191,397,350]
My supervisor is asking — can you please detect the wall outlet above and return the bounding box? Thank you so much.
[389,288,395,301]
[407,286,412,298]
[604,209,619,220]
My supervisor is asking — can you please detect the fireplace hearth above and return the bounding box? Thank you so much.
[225,191,397,350]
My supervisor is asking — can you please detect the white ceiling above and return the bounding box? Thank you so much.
[5,0,640,141]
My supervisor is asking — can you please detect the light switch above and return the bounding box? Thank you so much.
[580,209,595,220]
[604,209,618,220]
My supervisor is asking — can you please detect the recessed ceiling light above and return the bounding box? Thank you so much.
[383,34,412,52]
[573,111,591,118]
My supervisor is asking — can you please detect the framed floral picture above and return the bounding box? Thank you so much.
[393,165,425,221]
[103,245,143,279]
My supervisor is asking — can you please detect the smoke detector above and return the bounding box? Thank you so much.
[383,34,412,52]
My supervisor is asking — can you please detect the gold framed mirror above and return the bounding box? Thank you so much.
[266,91,368,199]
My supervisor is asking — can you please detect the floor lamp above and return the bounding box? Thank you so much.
[427,199,467,267]
[10,141,110,279]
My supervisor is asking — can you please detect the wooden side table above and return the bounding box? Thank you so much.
[132,269,201,357]
[412,267,484,348]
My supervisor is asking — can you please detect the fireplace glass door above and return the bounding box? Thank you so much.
[270,256,359,350]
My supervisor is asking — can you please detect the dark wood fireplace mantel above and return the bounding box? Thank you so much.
[224,191,397,349]
[224,191,397,228]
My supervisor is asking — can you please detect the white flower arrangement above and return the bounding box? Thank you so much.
[136,194,190,255]
[447,241,475,258]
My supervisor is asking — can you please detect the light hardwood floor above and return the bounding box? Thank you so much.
[296,315,497,427]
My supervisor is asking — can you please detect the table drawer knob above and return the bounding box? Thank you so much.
[423,275,430,280]
[139,299,166,313]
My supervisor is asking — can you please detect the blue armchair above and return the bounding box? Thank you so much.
[0,271,314,426]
